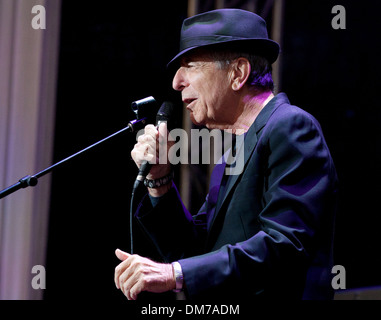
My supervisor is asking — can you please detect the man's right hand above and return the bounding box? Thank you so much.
[131,122,173,197]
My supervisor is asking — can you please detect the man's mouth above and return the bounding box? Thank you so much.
[183,98,197,110]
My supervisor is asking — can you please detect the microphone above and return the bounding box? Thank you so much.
[133,101,174,190]
[128,96,158,132]
[131,96,157,120]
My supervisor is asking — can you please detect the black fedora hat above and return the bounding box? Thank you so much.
[168,9,280,69]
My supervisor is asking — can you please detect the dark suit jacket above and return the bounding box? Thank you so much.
[135,93,338,300]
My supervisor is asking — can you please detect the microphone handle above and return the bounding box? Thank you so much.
[136,161,151,183]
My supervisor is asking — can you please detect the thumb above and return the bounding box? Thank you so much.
[115,248,130,261]
[158,122,168,144]
[158,122,174,148]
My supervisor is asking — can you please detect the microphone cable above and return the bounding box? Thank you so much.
[129,101,174,254]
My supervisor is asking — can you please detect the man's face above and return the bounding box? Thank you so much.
[172,51,235,129]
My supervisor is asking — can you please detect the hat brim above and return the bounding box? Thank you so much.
[167,38,280,71]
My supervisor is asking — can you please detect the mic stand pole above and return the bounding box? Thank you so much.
[0,117,147,199]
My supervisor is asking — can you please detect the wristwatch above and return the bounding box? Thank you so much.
[144,168,174,188]
[171,261,184,292]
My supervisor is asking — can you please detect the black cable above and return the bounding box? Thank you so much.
[130,191,135,254]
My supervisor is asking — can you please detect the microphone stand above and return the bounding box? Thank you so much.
[0,97,157,200]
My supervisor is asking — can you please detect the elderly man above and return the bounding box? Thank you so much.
[114,9,338,300]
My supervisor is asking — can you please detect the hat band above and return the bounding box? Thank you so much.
[180,35,249,51]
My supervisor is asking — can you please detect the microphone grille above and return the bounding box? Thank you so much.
[156,101,175,122]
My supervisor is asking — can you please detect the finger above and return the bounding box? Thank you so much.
[115,260,127,289]
[114,250,132,289]
[133,143,156,165]
[144,124,158,138]
[114,262,122,289]
[115,248,130,261]
[121,274,137,300]
[118,258,139,299]
[115,259,133,290]
[128,280,141,301]
[137,134,156,145]
[131,144,150,166]
[137,135,146,143]
[137,136,156,153]
[158,122,168,145]
[136,142,154,156]
[141,144,156,163]
[131,148,139,166]
[121,264,143,300]
[116,254,142,294]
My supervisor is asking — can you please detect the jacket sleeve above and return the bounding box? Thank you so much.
[178,108,338,299]
[135,183,208,262]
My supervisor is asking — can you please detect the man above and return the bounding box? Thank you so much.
[114,9,338,300]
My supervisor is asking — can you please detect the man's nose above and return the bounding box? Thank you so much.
[172,67,188,91]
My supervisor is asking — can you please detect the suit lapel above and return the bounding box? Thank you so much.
[206,160,226,228]
[207,93,290,234]
[214,128,257,215]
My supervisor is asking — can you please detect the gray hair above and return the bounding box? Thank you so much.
[210,50,275,91]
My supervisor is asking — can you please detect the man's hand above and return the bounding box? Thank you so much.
[131,122,174,197]
[114,249,175,300]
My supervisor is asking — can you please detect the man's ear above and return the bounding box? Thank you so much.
[230,57,251,91]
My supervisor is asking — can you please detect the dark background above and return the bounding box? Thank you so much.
[44,0,381,301]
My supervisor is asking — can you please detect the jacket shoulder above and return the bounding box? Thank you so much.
[265,102,323,136]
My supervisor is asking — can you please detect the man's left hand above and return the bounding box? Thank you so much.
[114,249,175,300]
